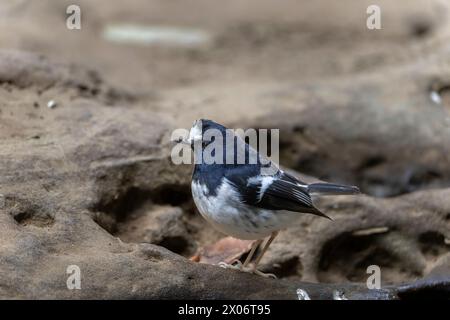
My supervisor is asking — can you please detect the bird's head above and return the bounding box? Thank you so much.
[176,119,262,167]
[181,119,228,150]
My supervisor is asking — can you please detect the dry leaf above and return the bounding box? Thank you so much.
[191,236,255,265]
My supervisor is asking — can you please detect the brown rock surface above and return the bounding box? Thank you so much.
[0,0,449,299]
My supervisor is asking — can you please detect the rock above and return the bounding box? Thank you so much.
[0,205,446,299]
[258,187,450,286]
[0,49,191,220]
[0,210,395,300]
[0,50,135,105]
[1,0,450,300]
[240,62,450,197]
[115,206,191,255]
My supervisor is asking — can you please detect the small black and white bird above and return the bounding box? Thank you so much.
[181,119,360,278]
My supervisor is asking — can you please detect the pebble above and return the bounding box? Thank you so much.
[47,100,57,109]
[296,288,311,300]
[430,91,442,105]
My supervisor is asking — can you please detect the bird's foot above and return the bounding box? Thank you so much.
[218,261,277,278]
[242,267,277,279]
[236,265,277,279]
[218,260,243,270]
[251,268,277,279]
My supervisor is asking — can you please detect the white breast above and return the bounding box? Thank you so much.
[191,179,295,240]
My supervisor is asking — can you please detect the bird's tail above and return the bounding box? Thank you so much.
[307,182,360,195]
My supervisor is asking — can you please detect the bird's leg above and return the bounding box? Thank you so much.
[248,231,279,278]
[218,239,262,270]
[253,231,278,268]
[219,232,279,278]
[242,239,263,268]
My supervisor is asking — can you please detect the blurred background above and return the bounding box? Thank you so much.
[0,0,449,298]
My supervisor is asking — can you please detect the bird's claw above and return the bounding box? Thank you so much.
[251,268,277,279]
[218,261,277,278]
[218,260,243,270]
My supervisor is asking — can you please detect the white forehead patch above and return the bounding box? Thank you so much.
[188,120,203,143]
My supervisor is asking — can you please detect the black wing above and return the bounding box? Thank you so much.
[226,169,330,219]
